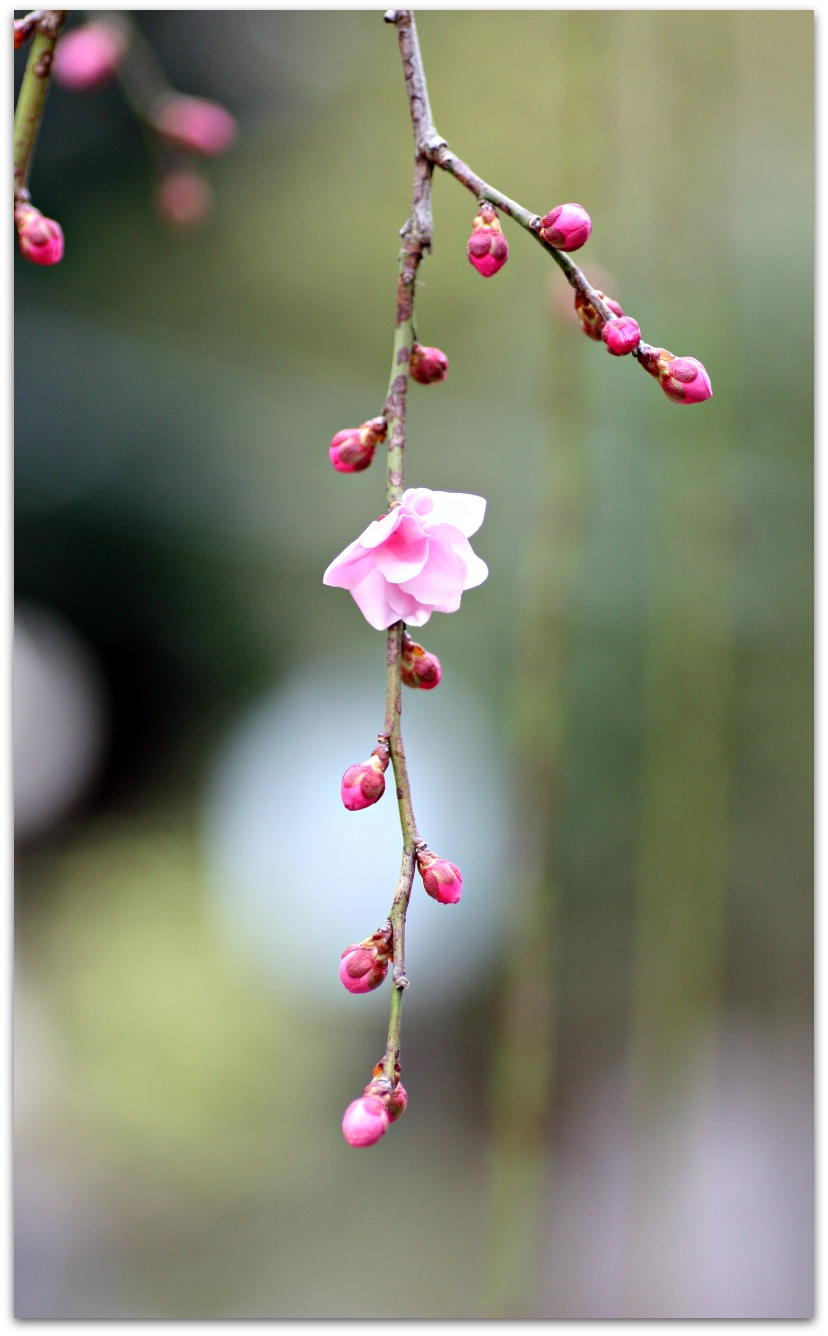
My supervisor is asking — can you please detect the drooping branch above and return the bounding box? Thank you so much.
[385,9,669,370]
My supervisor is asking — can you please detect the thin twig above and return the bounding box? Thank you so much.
[13,10,66,204]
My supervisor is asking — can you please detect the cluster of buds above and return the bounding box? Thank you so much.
[342,1061,408,1147]
[52,19,127,90]
[410,343,449,385]
[538,202,592,252]
[340,740,390,811]
[574,288,624,341]
[15,201,63,267]
[328,416,387,475]
[401,633,441,690]
[639,347,713,405]
[467,202,508,278]
[416,845,463,906]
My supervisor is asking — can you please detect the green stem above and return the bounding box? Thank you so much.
[13,10,66,201]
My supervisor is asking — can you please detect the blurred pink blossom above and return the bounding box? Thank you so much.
[323,488,488,630]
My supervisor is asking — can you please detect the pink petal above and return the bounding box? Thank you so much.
[360,508,405,549]
[420,490,487,537]
[373,528,429,583]
[347,568,399,629]
[399,535,465,604]
[322,543,374,589]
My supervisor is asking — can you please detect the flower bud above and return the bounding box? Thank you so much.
[329,417,386,474]
[574,289,624,341]
[641,348,713,405]
[467,202,508,278]
[15,207,64,266]
[52,20,127,90]
[153,166,213,230]
[601,315,641,356]
[363,1073,407,1121]
[151,95,237,157]
[340,742,390,811]
[385,1081,408,1122]
[539,203,592,252]
[400,635,441,690]
[342,1095,390,1148]
[410,344,449,385]
[339,926,393,994]
[416,847,462,906]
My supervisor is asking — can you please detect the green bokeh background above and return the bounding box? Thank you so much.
[14,10,813,1319]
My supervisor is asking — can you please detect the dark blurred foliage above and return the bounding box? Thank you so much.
[14,10,812,1319]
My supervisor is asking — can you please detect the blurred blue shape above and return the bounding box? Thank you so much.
[202,656,509,1010]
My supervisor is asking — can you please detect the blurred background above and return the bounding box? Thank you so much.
[14,8,813,1319]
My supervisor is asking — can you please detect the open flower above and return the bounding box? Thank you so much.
[323,488,488,630]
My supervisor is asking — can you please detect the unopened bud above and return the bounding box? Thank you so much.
[339,926,393,994]
[641,348,713,405]
[601,315,641,356]
[340,742,390,811]
[329,417,386,474]
[410,343,449,385]
[15,206,64,266]
[52,20,127,90]
[467,202,508,278]
[153,166,213,230]
[151,95,237,157]
[401,634,441,690]
[342,1095,390,1148]
[416,846,462,906]
[539,202,592,252]
[363,1071,407,1122]
[574,289,624,341]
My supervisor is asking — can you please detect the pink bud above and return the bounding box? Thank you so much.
[340,742,390,811]
[467,202,508,278]
[342,1095,390,1148]
[151,95,237,157]
[601,315,641,356]
[539,203,592,252]
[400,635,441,690]
[659,354,713,405]
[642,348,713,405]
[339,927,392,994]
[574,289,624,342]
[52,21,126,91]
[410,344,449,385]
[329,417,386,474]
[153,167,213,230]
[385,1081,407,1122]
[417,847,462,906]
[16,207,64,266]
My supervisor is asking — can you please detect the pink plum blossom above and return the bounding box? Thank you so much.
[323,488,488,631]
[342,1095,390,1147]
[539,203,592,252]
